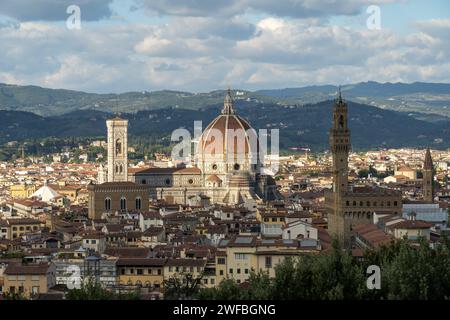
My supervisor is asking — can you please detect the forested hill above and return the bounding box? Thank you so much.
[1,100,449,151]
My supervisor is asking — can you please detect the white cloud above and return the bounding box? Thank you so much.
[137,0,399,18]
[0,4,449,93]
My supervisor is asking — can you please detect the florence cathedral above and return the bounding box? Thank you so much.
[88,90,279,219]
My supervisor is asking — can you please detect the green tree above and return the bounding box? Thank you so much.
[163,273,203,300]
[66,279,140,300]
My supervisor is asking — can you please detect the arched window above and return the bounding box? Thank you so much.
[346,201,350,206]
[120,197,127,211]
[339,115,344,128]
[353,201,356,206]
[115,165,119,173]
[104,198,111,210]
[119,164,123,173]
[116,139,122,156]
[135,197,142,210]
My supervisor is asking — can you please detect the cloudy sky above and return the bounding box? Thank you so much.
[0,0,449,93]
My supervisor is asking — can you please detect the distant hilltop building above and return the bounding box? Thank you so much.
[89,89,279,219]
[325,89,402,247]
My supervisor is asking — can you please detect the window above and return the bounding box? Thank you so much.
[158,269,162,275]
[217,258,225,264]
[141,179,147,184]
[120,197,127,210]
[135,197,142,210]
[91,240,96,244]
[115,139,122,156]
[229,268,233,274]
[219,270,224,276]
[32,286,39,295]
[346,201,349,206]
[104,198,111,210]
[237,268,241,274]
[211,279,215,285]
[235,253,248,260]
[271,218,277,222]
[188,179,193,184]
[137,269,143,275]
[265,256,272,268]
[245,269,249,274]
[212,164,217,170]
[234,163,240,170]
[165,178,171,185]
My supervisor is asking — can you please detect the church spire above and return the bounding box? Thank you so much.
[424,147,433,169]
[423,147,434,202]
[222,88,235,115]
[337,85,343,104]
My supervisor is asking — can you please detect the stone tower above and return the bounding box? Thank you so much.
[330,88,351,194]
[107,115,128,182]
[423,147,434,202]
[327,89,351,244]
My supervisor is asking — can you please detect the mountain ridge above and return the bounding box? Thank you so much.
[1,100,449,151]
[1,81,450,119]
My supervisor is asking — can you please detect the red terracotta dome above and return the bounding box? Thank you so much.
[198,89,258,158]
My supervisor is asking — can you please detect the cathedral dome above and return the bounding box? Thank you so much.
[197,89,258,161]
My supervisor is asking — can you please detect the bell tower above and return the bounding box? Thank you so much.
[423,147,434,202]
[107,115,128,182]
[330,88,351,194]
